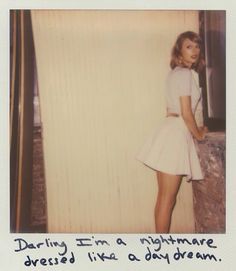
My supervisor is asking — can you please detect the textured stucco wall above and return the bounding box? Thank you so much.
[193,132,225,233]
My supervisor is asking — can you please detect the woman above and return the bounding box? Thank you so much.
[137,31,208,233]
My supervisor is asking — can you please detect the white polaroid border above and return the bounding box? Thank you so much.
[1,1,235,271]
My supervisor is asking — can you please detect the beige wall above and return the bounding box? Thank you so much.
[31,10,199,233]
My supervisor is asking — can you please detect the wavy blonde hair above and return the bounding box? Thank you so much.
[170,31,205,73]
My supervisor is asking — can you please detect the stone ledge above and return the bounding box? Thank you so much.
[193,132,225,233]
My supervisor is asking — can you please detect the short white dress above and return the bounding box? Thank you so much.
[136,66,203,180]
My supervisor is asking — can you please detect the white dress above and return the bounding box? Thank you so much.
[136,66,203,180]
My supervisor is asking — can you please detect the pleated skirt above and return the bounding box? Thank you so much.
[136,116,203,180]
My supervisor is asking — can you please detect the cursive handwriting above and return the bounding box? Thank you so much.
[14,238,67,256]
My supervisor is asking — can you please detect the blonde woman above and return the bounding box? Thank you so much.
[137,31,208,233]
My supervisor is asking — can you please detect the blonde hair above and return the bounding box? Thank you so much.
[170,31,205,73]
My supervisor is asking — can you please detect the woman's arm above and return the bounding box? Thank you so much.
[180,96,206,141]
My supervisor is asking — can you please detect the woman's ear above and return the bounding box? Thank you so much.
[178,56,183,64]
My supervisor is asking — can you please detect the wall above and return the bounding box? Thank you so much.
[193,132,225,233]
[10,10,35,232]
[31,10,199,233]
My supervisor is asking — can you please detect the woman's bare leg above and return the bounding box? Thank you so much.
[155,171,182,233]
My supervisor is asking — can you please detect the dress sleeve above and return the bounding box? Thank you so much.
[173,68,192,96]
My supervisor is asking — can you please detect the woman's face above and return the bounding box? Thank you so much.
[180,38,200,68]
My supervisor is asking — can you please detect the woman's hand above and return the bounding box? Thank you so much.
[197,126,208,141]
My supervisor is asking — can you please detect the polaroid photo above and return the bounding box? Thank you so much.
[1,1,235,270]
